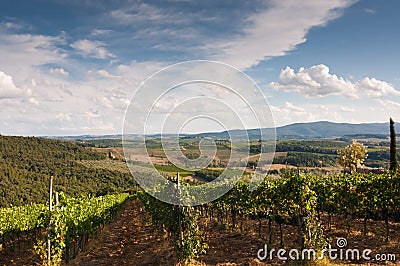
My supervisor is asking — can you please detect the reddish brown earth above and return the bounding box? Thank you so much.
[67,200,177,266]
[59,201,400,266]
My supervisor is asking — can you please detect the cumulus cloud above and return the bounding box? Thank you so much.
[0,71,31,98]
[269,64,400,98]
[355,77,399,98]
[70,39,115,59]
[49,67,69,77]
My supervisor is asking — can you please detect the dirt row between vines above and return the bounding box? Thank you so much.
[68,200,400,265]
[67,200,266,266]
[67,199,176,266]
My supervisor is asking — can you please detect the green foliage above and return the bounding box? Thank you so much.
[213,174,328,249]
[0,203,47,237]
[194,169,223,181]
[390,118,398,171]
[273,151,337,167]
[138,192,207,264]
[276,140,346,154]
[2,169,399,264]
[35,193,130,265]
[203,172,399,249]
[84,138,123,148]
[154,164,194,176]
[0,136,135,206]
[0,193,129,265]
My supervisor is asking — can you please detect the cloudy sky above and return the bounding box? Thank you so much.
[0,0,399,135]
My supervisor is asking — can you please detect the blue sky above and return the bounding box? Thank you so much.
[0,0,399,135]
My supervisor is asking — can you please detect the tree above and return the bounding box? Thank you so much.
[389,118,398,171]
[337,140,368,173]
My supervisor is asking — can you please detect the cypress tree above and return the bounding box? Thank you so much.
[389,118,398,171]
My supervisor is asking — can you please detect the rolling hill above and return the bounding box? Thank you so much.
[41,121,398,140]
[193,121,397,140]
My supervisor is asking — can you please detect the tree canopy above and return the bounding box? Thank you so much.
[337,140,368,173]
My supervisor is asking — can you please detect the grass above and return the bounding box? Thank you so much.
[154,164,195,176]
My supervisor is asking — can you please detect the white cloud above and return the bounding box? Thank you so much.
[377,99,400,109]
[70,39,115,59]
[88,69,117,79]
[28,97,39,105]
[109,2,206,25]
[270,102,316,125]
[56,113,72,122]
[0,21,23,31]
[0,32,67,78]
[110,3,172,24]
[214,0,356,69]
[340,106,355,112]
[364,8,376,14]
[108,1,356,70]
[90,29,113,36]
[283,101,307,113]
[0,71,31,98]
[269,64,400,98]
[85,109,100,118]
[355,77,399,98]
[49,67,69,77]
[5,2,394,135]
[93,96,130,110]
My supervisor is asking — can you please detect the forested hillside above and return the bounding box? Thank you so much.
[0,136,136,207]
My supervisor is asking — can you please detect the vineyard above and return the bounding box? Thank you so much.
[0,172,399,265]
[138,171,400,264]
[0,193,130,265]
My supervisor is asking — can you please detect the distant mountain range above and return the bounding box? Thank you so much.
[191,121,397,140]
[46,121,398,140]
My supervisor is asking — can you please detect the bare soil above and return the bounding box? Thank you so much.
[65,201,400,266]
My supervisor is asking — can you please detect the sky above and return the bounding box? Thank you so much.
[0,0,399,135]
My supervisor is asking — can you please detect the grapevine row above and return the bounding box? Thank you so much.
[137,172,400,263]
[0,193,130,265]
